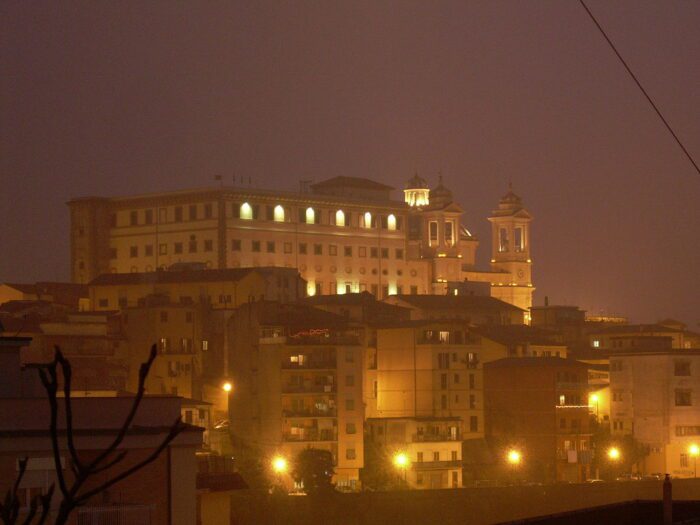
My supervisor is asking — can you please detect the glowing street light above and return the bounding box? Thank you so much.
[393,452,409,483]
[222,381,233,393]
[507,449,522,466]
[689,444,699,477]
[589,393,600,419]
[272,455,288,474]
[607,447,621,461]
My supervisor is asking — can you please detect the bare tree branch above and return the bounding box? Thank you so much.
[54,348,84,475]
[37,364,69,500]
[75,417,186,505]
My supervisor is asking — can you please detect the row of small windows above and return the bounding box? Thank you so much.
[115,202,402,230]
[114,241,405,260]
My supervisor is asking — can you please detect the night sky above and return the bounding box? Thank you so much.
[1,1,698,325]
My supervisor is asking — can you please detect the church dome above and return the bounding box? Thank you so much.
[493,183,527,216]
[405,173,428,189]
[429,176,453,208]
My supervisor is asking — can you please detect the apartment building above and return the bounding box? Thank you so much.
[609,349,700,478]
[228,301,365,490]
[68,175,535,312]
[88,266,305,311]
[589,321,700,351]
[483,358,592,483]
[366,417,462,489]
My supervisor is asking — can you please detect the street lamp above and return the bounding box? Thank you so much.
[689,444,699,478]
[589,394,600,419]
[607,447,621,461]
[222,381,233,393]
[507,449,522,466]
[272,455,288,474]
[393,452,409,484]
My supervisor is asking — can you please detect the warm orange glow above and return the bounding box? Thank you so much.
[393,452,409,469]
[607,447,621,461]
[272,455,288,474]
[507,449,522,465]
[222,382,232,392]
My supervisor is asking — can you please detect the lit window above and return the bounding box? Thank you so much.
[387,214,397,231]
[305,207,315,224]
[307,282,316,296]
[362,212,372,228]
[593,340,600,348]
[273,205,285,222]
[514,227,524,252]
[335,210,345,227]
[240,202,253,220]
[445,221,454,246]
[499,228,509,252]
[429,221,438,245]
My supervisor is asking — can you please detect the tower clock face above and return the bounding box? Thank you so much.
[517,269,525,279]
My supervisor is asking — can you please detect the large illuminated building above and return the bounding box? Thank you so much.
[68,175,534,313]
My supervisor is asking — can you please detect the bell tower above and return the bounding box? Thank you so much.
[488,184,534,318]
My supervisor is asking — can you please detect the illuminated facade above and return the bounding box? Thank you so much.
[68,175,534,312]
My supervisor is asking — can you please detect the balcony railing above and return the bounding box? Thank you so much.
[281,359,337,370]
[412,433,460,442]
[412,460,462,470]
[283,429,338,442]
[283,408,337,418]
[556,382,589,391]
[77,505,155,525]
[282,384,336,394]
[286,334,360,346]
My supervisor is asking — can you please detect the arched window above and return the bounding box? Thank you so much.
[335,210,345,227]
[305,207,315,224]
[363,212,372,228]
[273,205,285,222]
[240,202,253,220]
[387,214,397,231]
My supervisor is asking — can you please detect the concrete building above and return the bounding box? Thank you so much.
[484,357,592,483]
[609,349,700,478]
[68,175,535,312]
[384,294,525,325]
[228,301,365,490]
[588,322,700,352]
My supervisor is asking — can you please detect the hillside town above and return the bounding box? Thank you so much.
[1,176,698,523]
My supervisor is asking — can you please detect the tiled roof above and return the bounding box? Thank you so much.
[390,295,525,312]
[473,325,562,346]
[310,176,395,191]
[89,267,296,286]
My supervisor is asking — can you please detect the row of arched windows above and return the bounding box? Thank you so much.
[234,202,399,230]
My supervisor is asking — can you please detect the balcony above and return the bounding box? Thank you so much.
[412,433,460,442]
[286,334,360,346]
[412,460,462,470]
[283,429,338,442]
[282,383,336,394]
[281,359,337,370]
[77,505,155,525]
[556,382,589,391]
[283,408,337,418]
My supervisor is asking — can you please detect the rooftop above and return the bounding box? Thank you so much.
[310,176,394,191]
[484,357,590,369]
[89,266,298,286]
[389,294,525,312]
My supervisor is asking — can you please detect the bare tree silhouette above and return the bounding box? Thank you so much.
[1,344,186,525]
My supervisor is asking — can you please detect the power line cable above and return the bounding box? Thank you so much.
[578,0,700,176]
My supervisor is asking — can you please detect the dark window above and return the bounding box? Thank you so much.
[204,203,213,218]
[130,246,138,258]
[675,361,691,376]
[267,241,275,253]
[252,241,261,252]
[381,248,389,259]
[174,242,183,254]
[188,239,197,253]
[344,246,352,257]
[160,311,168,322]
[314,244,322,255]
[370,247,378,258]
[395,248,404,259]
[130,210,138,226]
[174,206,183,222]
[189,205,197,220]
[676,389,692,407]
[185,312,193,323]
[203,240,213,252]
[145,245,153,256]
[145,209,153,224]
[470,416,478,432]
[284,242,293,254]
[232,240,241,251]
[299,243,307,254]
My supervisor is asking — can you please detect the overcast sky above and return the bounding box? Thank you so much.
[1,1,698,325]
